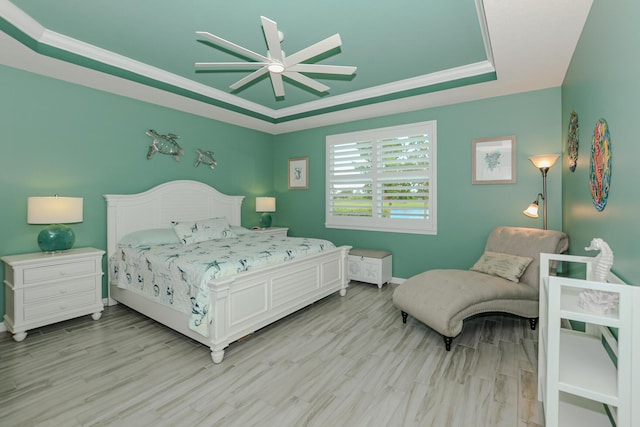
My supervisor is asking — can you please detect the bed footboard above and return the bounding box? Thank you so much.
[207,245,351,363]
[109,245,350,363]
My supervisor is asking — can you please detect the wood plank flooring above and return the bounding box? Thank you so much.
[0,282,544,427]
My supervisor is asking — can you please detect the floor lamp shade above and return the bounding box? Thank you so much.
[528,154,560,169]
[523,153,560,230]
[256,197,276,228]
[523,198,540,218]
[28,196,83,252]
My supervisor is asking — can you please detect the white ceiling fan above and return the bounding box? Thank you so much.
[195,16,357,98]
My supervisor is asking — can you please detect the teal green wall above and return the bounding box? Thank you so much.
[561,0,640,284]
[0,63,564,321]
[0,65,274,316]
[273,88,563,279]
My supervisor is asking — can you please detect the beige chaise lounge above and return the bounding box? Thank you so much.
[392,226,568,350]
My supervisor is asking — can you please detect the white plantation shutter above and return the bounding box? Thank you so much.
[329,139,373,218]
[326,121,437,234]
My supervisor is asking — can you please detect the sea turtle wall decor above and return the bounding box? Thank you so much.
[195,149,217,170]
[146,129,184,161]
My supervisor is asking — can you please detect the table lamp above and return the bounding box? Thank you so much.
[256,197,276,228]
[28,196,83,252]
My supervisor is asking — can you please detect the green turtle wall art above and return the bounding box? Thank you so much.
[146,129,184,161]
[195,149,217,170]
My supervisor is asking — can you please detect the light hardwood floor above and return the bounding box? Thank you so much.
[0,282,543,427]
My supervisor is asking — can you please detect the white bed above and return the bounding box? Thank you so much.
[104,180,350,363]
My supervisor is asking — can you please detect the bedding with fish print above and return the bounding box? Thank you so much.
[110,233,335,336]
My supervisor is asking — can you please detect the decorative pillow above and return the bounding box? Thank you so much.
[118,228,181,247]
[230,225,251,235]
[171,217,237,244]
[470,251,534,282]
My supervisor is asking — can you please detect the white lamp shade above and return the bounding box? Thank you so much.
[528,154,560,169]
[28,196,83,224]
[523,202,539,218]
[256,197,276,213]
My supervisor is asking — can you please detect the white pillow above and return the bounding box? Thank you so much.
[470,251,533,282]
[230,225,251,235]
[119,228,181,247]
[171,217,237,244]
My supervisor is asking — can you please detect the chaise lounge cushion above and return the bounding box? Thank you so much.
[393,269,538,337]
[392,226,569,340]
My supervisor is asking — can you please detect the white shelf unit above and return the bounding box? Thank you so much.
[538,253,640,427]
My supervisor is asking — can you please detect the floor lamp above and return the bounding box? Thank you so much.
[523,154,560,230]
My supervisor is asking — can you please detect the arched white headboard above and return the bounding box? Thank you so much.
[104,180,245,257]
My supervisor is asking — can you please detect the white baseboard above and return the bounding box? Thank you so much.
[0,321,6,333]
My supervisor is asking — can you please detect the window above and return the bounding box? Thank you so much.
[326,120,437,235]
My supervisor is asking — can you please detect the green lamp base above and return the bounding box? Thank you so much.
[37,224,75,252]
[259,212,272,228]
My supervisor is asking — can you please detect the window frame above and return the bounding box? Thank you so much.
[325,120,437,235]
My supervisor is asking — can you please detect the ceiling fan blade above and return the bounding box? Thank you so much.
[284,71,330,92]
[284,34,342,67]
[196,31,270,63]
[195,62,269,69]
[260,16,284,63]
[270,72,285,97]
[286,63,357,75]
[229,66,269,90]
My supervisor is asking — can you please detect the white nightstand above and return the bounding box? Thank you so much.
[2,247,105,342]
[348,249,392,288]
[251,227,289,237]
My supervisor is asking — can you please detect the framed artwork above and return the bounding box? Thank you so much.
[288,157,308,189]
[472,136,516,184]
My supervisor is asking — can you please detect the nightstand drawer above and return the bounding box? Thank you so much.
[24,277,97,303]
[23,260,96,284]
[24,291,97,320]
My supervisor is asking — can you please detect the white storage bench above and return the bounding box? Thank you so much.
[348,249,392,288]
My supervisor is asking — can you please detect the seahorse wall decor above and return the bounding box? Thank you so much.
[578,238,618,315]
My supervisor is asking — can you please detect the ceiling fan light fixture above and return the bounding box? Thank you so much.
[267,63,285,74]
[196,16,356,98]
